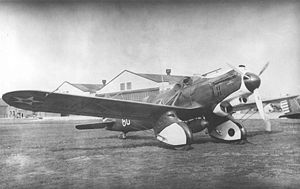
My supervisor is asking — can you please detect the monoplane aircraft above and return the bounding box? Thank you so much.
[2,64,296,148]
[279,97,300,119]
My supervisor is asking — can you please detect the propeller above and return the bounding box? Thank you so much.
[253,89,271,131]
[258,62,269,76]
[255,62,271,131]
[227,62,271,131]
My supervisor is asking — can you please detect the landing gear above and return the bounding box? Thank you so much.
[118,132,127,139]
[209,120,247,142]
[154,111,193,148]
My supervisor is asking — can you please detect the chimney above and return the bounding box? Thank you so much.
[102,80,106,86]
[166,69,171,75]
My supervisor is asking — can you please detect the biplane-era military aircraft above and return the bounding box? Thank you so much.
[2,64,296,148]
[279,96,300,119]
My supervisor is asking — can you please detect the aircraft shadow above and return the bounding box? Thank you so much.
[192,137,217,144]
[51,131,284,152]
[51,141,160,152]
[97,135,154,140]
[192,137,249,145]
[192,130,283,145]
[246,130,283,138]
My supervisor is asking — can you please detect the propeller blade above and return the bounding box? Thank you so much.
[253,90,265,119]
[258,62,269,76]
[253,89,271,131]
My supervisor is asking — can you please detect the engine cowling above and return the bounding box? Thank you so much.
[154,111,193,147]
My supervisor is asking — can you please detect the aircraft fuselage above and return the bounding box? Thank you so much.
[99,70,245,134]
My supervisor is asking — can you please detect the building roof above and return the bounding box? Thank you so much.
[70,83,103,93]
[97,87,159,97]
[102,70,187,89]
[135,73,186,84]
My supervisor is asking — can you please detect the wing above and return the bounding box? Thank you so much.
[232,95,299,112]
[2,90,203,121]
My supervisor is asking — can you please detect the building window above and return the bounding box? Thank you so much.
[126,82,132,90]
[120,83,125,91]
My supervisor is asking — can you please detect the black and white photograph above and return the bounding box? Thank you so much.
[0,0,300,188]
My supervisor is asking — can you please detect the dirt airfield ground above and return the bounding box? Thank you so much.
[0,117,299,189]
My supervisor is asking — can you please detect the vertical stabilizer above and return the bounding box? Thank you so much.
[279,97,300,119]
[280,98,300,114]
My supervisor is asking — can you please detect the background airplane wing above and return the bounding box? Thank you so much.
[232,95,299,112]
[2,90,203,121]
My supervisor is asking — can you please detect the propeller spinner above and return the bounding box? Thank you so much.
[243,72,261,93]
[229,62,271,131]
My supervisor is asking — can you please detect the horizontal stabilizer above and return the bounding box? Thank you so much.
[75,122,114,130]
[279,112,300,119]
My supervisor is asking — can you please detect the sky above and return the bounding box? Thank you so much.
[0,0,299,98]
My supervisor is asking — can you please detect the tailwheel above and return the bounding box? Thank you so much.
[209,120,247,142]
[118,132,127,139]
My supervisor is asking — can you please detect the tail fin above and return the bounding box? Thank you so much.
[279,97,300,119]
[280,98,300,114]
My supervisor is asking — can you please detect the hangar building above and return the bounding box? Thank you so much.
[0,69,185,118]
[0,98,42,118]
[56,82,103,96]
[97,69,186,101]
[0,98,8,118]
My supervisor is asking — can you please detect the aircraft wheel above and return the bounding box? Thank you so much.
[118,132,127,139]
[156,122,193,146]
[209,120,247,141]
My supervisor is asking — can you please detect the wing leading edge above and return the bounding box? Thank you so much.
[232,95,299,112]
[2,90,203,121]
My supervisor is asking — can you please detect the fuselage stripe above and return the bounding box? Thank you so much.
[282,108,290,113]
[280,100,290,113]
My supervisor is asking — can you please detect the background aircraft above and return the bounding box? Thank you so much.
[279,97,300,119]
[2,64,296,149]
